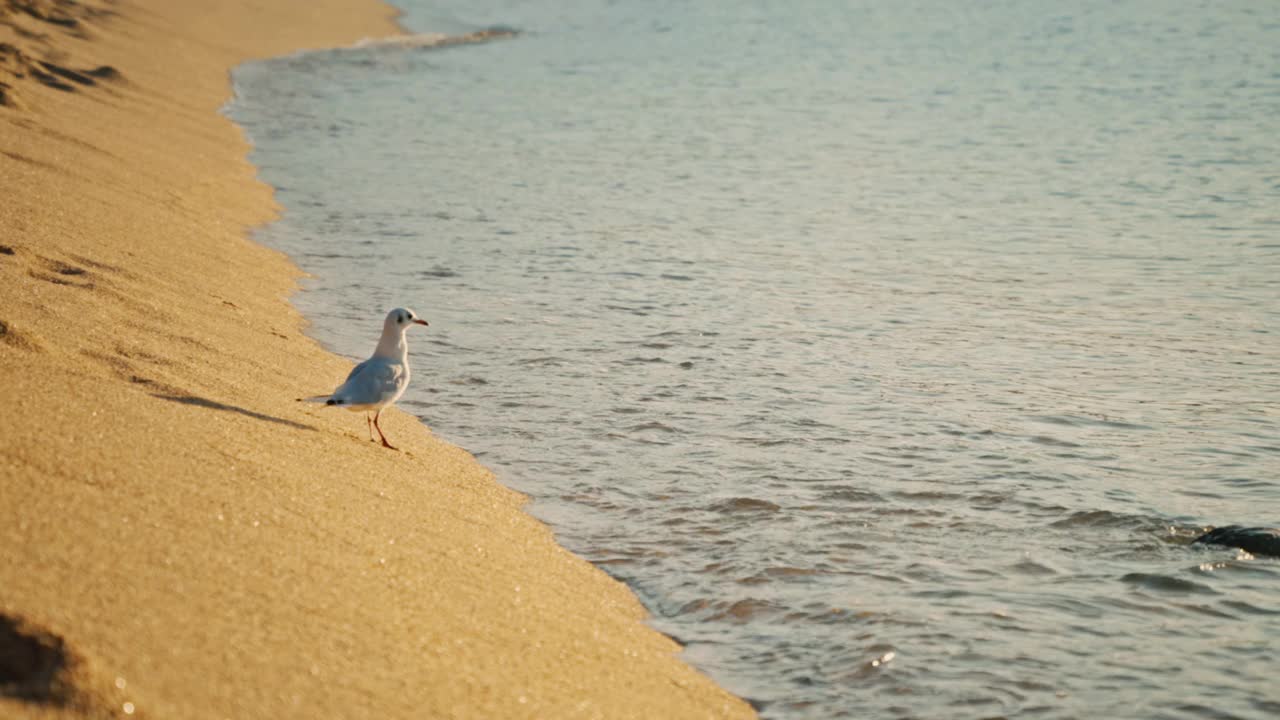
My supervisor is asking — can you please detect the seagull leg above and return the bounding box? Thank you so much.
[366,413,376,442]
[372,410,397,450]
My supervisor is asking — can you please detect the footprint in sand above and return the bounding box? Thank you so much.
[0,20,125,109]
[0,318,46,353]
[0,612,134,714]
[28,256,95,288]
[0,613,68,703]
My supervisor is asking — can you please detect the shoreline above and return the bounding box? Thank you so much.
[0,1,754,717]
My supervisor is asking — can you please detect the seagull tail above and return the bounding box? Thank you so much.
[298,395,335,404]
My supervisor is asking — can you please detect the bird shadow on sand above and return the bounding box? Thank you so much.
[153,394,317,431]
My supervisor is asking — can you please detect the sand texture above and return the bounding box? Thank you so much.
[0,1,755,717]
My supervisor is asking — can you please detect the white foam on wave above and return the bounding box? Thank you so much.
[352,28,519,51]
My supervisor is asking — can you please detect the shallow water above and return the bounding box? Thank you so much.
[228,1,1280,716]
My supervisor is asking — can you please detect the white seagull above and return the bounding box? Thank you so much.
[305,307,429,449]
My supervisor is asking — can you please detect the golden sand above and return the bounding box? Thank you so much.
[0,1,755,717]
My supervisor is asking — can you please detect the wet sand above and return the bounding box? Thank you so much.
[0,1,754,717]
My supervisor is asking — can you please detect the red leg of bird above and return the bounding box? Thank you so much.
[373,410,396,450]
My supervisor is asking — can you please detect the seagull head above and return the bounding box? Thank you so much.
[385,307,429,332]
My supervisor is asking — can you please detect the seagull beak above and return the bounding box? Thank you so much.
[413,319,429,326]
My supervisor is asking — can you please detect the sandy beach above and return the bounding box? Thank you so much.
[0,1,754,717]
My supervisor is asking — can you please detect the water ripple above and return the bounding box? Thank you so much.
[231,1,1280,716]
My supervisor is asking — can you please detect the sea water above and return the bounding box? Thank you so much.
[227,1,1280,716]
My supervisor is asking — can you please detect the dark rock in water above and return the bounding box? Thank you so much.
[1192,526,1280,558]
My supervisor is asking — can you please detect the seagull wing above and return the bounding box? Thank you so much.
[344,358,373,383]
[332,357,407,408]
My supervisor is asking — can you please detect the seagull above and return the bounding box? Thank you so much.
[304,307,428,449]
